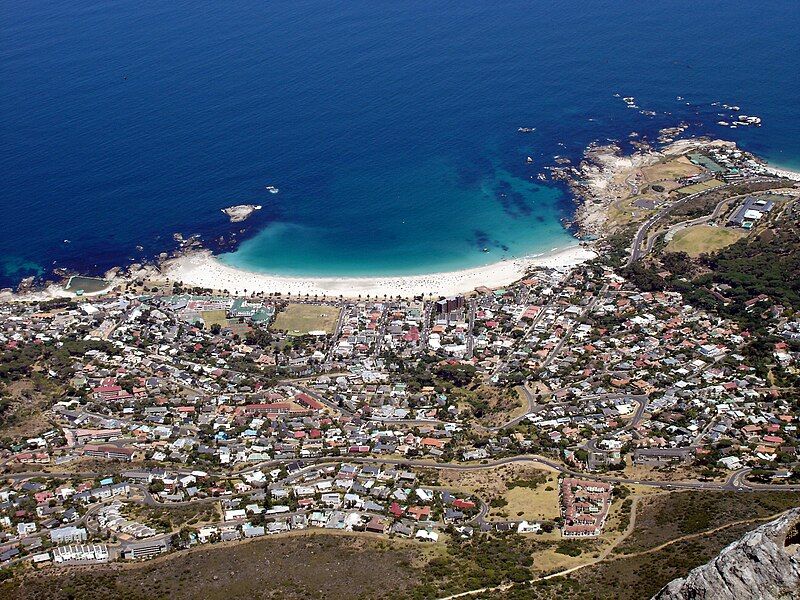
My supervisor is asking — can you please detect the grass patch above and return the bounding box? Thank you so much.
[500,474,560,522]
[674,178,725,196]
[199,310,229,330]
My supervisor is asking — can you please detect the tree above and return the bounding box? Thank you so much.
[435,364,476,388]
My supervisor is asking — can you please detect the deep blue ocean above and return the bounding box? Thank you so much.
[2,1,799,285]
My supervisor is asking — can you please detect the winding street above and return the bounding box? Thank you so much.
[625,178,786,267]
[6,454,798,493]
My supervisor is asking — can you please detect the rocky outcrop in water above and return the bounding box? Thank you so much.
[221,204,261,223]
[652,508,800,600]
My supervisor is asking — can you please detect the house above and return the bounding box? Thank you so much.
[517,521,541,534]
[633,447,692,465]
[391,522,414,537]
[83,444,135,461]
[415,529,439,542]
[52,543,109,563]
[407,506,431,521]
[718,456,743,470]
[444,508,465,523]
[121,538,169,560]
[17,522,37,535]
[50,526,88,545]
[727,196,775,228]
[364,516,388,534]
[224,509,247,521]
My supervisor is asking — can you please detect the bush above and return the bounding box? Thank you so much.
[555,540,583,556]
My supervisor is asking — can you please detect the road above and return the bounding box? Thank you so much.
[324,305,348,365]
[658,186,800,256]
[661,192,741,243]
[488,385,538,431]
[8,450,797,493]
[540,283,608,369]
[465,299,477,359]
[236,454,800,494]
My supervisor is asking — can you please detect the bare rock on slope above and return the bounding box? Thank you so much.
[652,508,800,600]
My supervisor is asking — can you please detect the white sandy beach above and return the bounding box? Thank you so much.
[764,163,800,181]
[161,245,597,298]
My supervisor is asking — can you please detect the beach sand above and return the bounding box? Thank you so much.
[161,245,597,298]
[764,163,800,181]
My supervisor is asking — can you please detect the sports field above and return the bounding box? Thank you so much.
[199,310,229,329]
[642,156,702,183]
[271,303,341,335]
[666,225,744,256]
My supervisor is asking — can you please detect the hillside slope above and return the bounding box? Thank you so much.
[652,508,800,600]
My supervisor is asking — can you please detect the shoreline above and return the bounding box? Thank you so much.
[160,245,597,298]
[5,135,795,304]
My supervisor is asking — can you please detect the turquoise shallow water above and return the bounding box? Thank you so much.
[1,1,799,284]
[220,156,575,276]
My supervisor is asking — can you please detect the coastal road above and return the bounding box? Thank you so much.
[324,305,348,365]
[659,187,800,253]
[661,192,743,243]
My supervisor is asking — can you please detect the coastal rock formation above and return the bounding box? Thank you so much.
[652,508,800,600]
[564,138,738,240]
[221,204,261,223]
